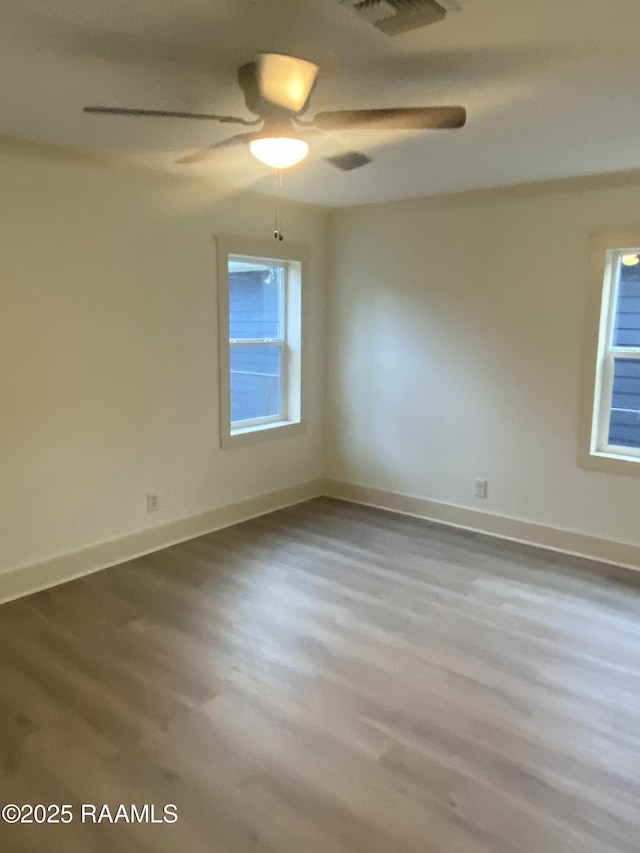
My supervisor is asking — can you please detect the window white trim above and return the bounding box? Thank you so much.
[579,229,640,476]
[215,236,307,449]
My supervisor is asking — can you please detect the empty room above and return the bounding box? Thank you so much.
[2,1,640,851]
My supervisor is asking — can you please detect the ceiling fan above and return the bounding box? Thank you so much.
[84,53,466,172]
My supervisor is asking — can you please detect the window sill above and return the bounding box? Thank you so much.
[578,449,640,478]
[221,419,304,449]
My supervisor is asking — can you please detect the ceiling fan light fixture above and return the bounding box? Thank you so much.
[249,136,309,169]
[256,54,319,113]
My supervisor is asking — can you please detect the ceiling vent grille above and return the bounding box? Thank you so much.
[341,0,460,35]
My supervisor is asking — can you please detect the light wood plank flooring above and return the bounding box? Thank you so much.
[1,497,640,852]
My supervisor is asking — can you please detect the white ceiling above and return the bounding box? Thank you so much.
[3,0,640,207]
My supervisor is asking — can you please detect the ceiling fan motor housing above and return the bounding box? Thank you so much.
[237,61,315,118]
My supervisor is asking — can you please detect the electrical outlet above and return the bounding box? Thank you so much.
[473,479,488,499]
[146,493,159,513]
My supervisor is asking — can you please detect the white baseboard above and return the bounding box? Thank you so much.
[323,479,640,573]
[0,479,324,605]
[5,476,638,606]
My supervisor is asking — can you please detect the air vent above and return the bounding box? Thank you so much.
[341,0,461,35]
[325,151,373,171]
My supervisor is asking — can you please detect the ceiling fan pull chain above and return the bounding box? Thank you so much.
[274,169,284,241]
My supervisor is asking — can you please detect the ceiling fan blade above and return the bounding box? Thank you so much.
[83,106,258,126]
[313,107,467,131]
[256,54,318,113]
[175,132,256,164]
[210,132,256,148]
[175,149,215,165]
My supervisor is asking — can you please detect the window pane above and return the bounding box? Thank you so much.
[613,256,640,347]
[608,358,640,449]
[228,258,282,340]
[230,345,281,424]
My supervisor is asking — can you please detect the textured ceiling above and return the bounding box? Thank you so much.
[3,0,640,206]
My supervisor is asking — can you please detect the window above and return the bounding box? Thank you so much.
[581,231,640,475]
[216,237,305,448]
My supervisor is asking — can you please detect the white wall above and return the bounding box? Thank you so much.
[0,148,329,573]
[327,180,640,549]
[4,144,640,580]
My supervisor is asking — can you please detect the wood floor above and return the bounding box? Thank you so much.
[1,497,640,852]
